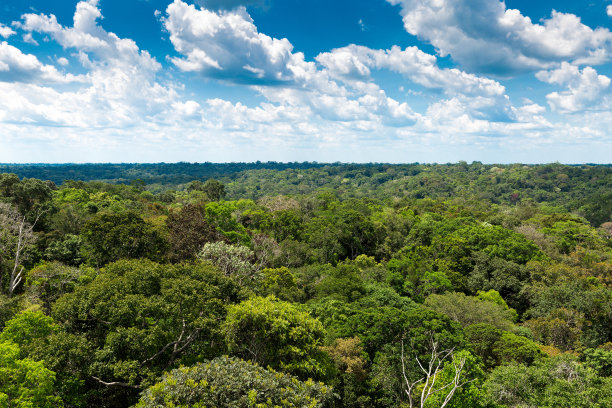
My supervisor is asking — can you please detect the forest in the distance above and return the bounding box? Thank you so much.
[0,162,611,408]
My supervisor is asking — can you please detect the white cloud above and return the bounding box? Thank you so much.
[608,5,612,18]
[19,0,160,72]
[358,19,365,31]
[164,1,420,126]
[317,45,505,97]
[164,0,304,84]
[387,0,612,75]
[536,62,611,113]
[2,0,609,163]
[22,33,38,45]
[0,41,80,83]
[0,24,15,39]
[3,0,180,130]
[316,44,516,122]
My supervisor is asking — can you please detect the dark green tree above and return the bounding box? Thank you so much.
[50,259,242,407]
[80,211,168,266]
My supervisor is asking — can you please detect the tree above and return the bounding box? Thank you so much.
[224,296,328,379]
[0,173,55,228]
[51,259,242,407]
[80,211,168,266]
[401,335,472,408]
[135,356,334,408]
[186,179,226,201]
[44,234,84,266]
[0,341,62,408]
[315,262,367,303]
[258,266,303,301]
[0,311,60,354]
[166,203,221,262]
[26,262,95,314]
[197,241,260,285]
[424,292,516,331]
[483,355,612,408]
[321,337,371,407]
[202,179,226,201]
[1,312,93,408]
[492,332,542,365]
[0,203,37,295]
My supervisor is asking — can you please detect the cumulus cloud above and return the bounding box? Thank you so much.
[0,41,81,84]
[18,0,160,72]
[4,0,182,130]
[0,24,15,39]
[536,62,611,113]
[164,0,421,126]
[3,0,607,163]
[317,44,505,97]
[608,5,612,18]
[316,44,517,122]
[164,0,305,84]
[387,0,612,75]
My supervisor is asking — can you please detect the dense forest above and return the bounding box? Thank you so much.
[0,162,611,407]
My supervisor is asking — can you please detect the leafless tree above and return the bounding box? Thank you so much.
[401,334,470,408]
[0,203,39,296]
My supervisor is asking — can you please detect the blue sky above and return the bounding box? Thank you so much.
[1,0,612,163]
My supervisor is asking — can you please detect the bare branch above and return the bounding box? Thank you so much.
[401,332,470,408]
[92,376,140,389]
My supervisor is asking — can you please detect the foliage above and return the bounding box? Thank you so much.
[0,341,62,408]
[26,262,95,313]
[258,266,303,301]
[424,292,516,331]
[0,164,611,408]
[483,355,612,408]
[51,259,242,407]
[80,211,168,266]
[166,204,221,262]
[224,296,328,379]
[0,311,59,354]
[135,356,334,408]
[198,241,260,285]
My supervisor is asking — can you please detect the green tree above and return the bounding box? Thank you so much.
[26,262,95,314]
[258,266,303,301]
[424,292,516,331]
[80,211,168,266]
[166,203,220,262]
[202,179,226,201]
[197,241,260,286]
[420,350,487,408]
[135,356,334,408]
[43,234,84,266]
[0,341,62,408]
[484,355,612,408]
[0,173,55,227]
[51,259,242,407]
[0,311,59,354]
[224,296,328,379]
[492,332,542,365]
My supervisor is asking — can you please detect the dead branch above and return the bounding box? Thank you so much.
[401,333,470,408]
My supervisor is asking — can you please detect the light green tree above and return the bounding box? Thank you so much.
[0,341,62,408]
[224,296,328,379]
